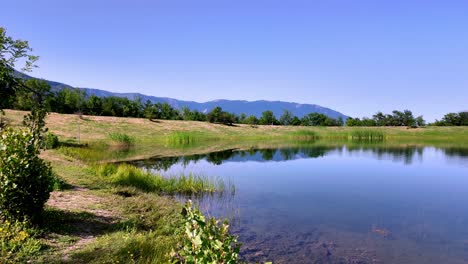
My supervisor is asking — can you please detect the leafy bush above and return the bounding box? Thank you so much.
[0,128,54,224]
[171,200,241,264]
[45,132,59,149]
[0,220,43,261]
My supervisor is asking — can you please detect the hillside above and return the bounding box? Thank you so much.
[15,70,349,119]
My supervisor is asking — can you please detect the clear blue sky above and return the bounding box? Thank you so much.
[2,0,467,121]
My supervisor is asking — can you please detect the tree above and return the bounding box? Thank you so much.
[244,115,259,125]
[415,116,425,127]
[85,95,103,115]
[402,110,416,127]
[291,116,302,126]
[373,112,386,126]
[279,110,294,126]
[259,110,278,125]
[207,107,223,123]
[0,27,39,123]
[346,117,361,126]
[301,113,328,126]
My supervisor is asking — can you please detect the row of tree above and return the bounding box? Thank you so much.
[6,84,346,126]
[4,79,467,128]
[346,110,425,127]
[432,112,468,126]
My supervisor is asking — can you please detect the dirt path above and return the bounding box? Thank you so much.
[46,186,120,261]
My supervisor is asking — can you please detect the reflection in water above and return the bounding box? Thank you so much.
[131,145,463,171]
[128,144,468,264]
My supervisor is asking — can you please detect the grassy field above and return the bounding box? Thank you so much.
[2,109,467,263]
[4,110,468,162]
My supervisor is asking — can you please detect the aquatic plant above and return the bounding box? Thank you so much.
[94,164,227,195]
[290,130,318,140]
[349,129,385,141]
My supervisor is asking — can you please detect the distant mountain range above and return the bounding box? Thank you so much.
[16,71,349,120]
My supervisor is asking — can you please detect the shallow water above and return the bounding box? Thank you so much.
[131,145,468,263]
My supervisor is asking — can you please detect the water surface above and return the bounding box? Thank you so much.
[131,145,468,263]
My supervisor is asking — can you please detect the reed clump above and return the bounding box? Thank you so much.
[289,130,318,141]
[108,132,136,147]
[349,129,385,141]
[94,163,226,195]
[166,132,198,146]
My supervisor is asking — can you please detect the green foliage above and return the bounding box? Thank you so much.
[45,132,59,149]
[279,110,294,125]
[108,132,136,146]
[95,164,227,195]
[171,200,240,264]
[259,110,278,125]
[432,111,468,126]
[348,110,421,127]
[207,107,236,125]
[243,115,259,125]
[301,112,342,126]
[182,107,207,121]
[0,27,39,112]
[0,220,43,262]
[0,128,54,224]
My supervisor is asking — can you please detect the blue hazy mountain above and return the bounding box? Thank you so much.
[16,71,348,119]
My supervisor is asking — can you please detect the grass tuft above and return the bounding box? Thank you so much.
[108,132,136,147]
[349,129,385,141]
[290,130,318,140]
[167,132,198,146]
[95,164,227,195]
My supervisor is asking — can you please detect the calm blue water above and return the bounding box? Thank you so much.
[131,145,468,263]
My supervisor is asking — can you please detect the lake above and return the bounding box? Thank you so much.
[130,144,468,263]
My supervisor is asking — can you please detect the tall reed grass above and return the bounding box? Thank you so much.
[349,129,385,141]
[289,130,318,141]
[108,132,136,147]
[166,132,198,146]
[95,163,228,195]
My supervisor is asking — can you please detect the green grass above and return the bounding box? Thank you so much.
[167,131,198,145]
[349,129,385,141]
[70,228,178,263]
[95,163,228,195]
[0,220,44,263]
[108,132,136,146]
[289,130,318,140]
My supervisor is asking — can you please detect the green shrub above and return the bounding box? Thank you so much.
[171,200,241,263]
[52,175,72,191]
[0,128,54,224]
[44,132,59,149]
